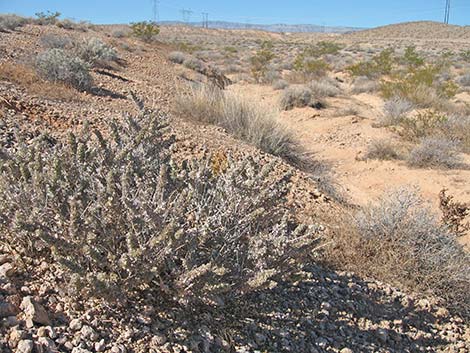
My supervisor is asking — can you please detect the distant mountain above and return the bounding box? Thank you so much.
[159,20,364,33]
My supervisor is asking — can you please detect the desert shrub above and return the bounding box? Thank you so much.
[76,38,119,69]
[168,51,187,64]
[297,41,343,60]
[36,49,92,91]
[308,78,341,98]
[130,21,160,42]
[351,76,379,94]
[0,108,322,302]
[111,29,129,38]
[35,11,61,25]
[347,48,394,78]
[399,110,448,142]
[280,86,314,110]
[272,79,289,90]
[250,48,275,83]
[183,57,205,72]
[364,139,400,160]
[176,41,204,54]
[56,19,75,30]
[402,46,425,68]
[378,97,414,126]
[264,70,281,84]
[40,34,73,49]
[441,115,470,153]
[439,189,470,237]
[407,137,462,169]
[175,86,303,165]
[459,74,470,87]
[293,55,329,79]
[381,64,456,107]
[224,46,238,54]
[0,14,29,31]
[461,50,470,63]
[330,187,470,315]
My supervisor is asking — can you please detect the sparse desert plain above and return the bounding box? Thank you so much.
[0,14,469,353]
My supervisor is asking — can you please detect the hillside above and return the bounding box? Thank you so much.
[345,21,470,41]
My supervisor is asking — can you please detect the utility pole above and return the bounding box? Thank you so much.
[180,9,193,23]
[444,0,451,24]
[152,0,159,23]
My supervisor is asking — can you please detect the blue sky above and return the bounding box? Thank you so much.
[1,0,469,28]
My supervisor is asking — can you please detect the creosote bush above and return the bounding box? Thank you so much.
[330,187,470,315]
[347,48,394,78]
[0,107,322,303]
[130,21,160,42]
[35,48,92,91]
[175,85,304,166]
[35,11,61,25]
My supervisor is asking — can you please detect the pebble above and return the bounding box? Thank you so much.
[69,318,83,331]
[16,340,34,353]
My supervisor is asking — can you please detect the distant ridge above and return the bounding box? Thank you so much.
[159,20,364,33]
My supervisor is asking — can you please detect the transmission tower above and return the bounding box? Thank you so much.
[152,0,159,23]
[444,0,451,24]
[202,12,209,28]
[180,9,193,23]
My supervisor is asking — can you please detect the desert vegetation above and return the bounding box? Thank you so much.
[0,12,469,353]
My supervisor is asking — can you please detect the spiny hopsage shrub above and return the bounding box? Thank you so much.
[130,21,160,42]
[250,45,275,83]
[0,105,322,304]
[347,48,395,78]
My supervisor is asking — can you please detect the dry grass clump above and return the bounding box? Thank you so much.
[175,85,303,165]
[0,107,322,303]
[363,139,400,160]
[407,137,462,169]
[0,61,79,101]
[330,187,470,315]
[168,51,187,64]
[36,49,92,91]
